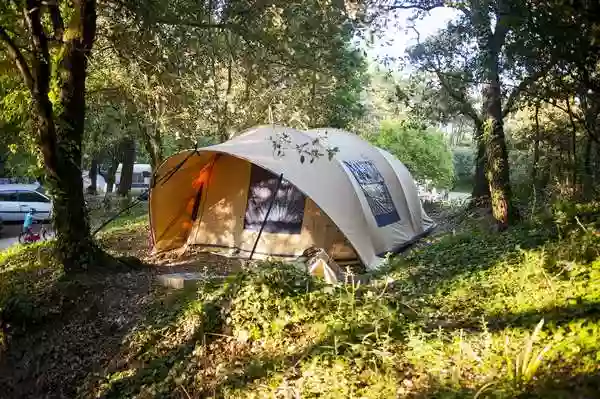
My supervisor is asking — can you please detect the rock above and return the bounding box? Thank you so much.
[156,272,225,289]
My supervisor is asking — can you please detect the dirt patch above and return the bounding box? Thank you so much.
[97,225,152,260]
[0,270,157,399]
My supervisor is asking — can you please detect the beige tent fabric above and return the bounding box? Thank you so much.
[150,125,435,270]
[305,128,435,255]
[305,128,435,235]
[376,147,435,233]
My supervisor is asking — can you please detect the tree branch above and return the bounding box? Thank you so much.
[502,68,549,117]
[0,25,34,90]
[539,96,600,144]
[435,70,482,125]
[24,0,52,89]
[47,0,64,41]
[154,18,231,30]
[491,4,510,52]
[387,0,445,12]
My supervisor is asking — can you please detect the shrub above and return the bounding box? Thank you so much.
[368,119,455,189]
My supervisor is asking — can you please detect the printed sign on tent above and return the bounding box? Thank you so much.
[343,160,400,227]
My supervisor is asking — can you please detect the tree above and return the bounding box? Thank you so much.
[0,0,100,271]
[93,0,366,168]
[373,0,559,227]
[514,0,600,198]
[116,138,135,196]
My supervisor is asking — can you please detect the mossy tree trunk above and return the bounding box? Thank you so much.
[471,122,490,201]
[140,121,163,171]
[483,80,518,228]
[50,0,99,272]
[1,0,101,272]
[470,1,517,228]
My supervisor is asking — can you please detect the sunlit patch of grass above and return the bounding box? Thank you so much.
[95,207,150,258]
[93,205,148,234]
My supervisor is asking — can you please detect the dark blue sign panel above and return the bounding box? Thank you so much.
[343,160,400,227]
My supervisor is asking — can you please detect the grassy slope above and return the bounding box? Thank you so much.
[1,204,600,398]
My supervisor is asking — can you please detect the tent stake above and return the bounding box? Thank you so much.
[248,173,284,262]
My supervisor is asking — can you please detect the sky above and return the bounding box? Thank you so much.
[366,7,460,73]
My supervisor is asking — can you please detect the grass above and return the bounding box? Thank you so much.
[90,200,149,232]
[2,201,600,398]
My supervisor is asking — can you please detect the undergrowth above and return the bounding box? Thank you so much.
[2,202,600,398]
[81,202,600,398]
[0,242,64,348]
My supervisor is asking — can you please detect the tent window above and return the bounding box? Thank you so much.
[343,160,400,227]
[244,164,306,234]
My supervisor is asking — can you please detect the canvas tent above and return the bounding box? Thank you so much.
[149,125,435,270]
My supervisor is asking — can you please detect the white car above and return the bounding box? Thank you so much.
[0,184,52,222]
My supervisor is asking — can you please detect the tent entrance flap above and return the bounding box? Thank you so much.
[190,185,203,221]
[248,173,284,261]
[150,152,218,253]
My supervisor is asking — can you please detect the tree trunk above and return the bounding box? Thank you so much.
[139,120,163,171]
[26,0,99,273]
[467,2,517,228]
[5,1,102,272]
[594,142,599,185]
[87,158,98,194]
[471,122,490,201]
[52,2,99,272]
[531,105,541,186]
[566,99,578,189]
[583,136,593,197]
[105,152,119,193]
[483,81,517,228]
[146,129,163,171]
[117,137,135,196]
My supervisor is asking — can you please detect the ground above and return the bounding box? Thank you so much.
[1,200,599,398]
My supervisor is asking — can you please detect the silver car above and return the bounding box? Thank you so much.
[0,184,52,222]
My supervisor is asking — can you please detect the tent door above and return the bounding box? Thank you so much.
[190,184,203,221]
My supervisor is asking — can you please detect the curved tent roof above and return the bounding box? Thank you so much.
[150,125,435,269]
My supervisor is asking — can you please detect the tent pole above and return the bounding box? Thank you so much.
[248,173,284,262]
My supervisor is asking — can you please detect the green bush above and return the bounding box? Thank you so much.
[368,119,455,189]
[452,147,474,191]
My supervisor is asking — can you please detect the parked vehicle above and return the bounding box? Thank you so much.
[0,184,52,222]
[115,163,152,196]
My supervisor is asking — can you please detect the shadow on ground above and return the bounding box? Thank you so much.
[0,247,156,399]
